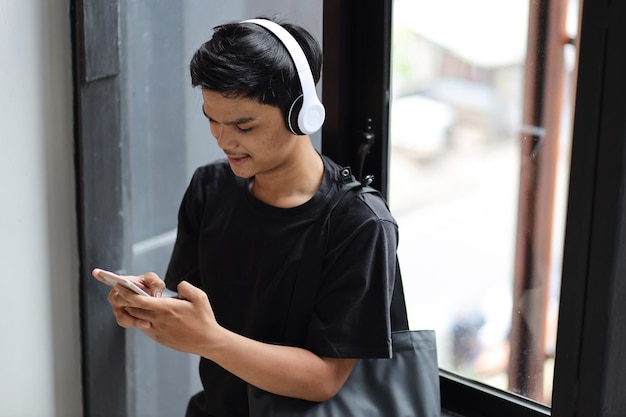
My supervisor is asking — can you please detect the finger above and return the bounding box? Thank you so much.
[124,307,153,329]
[138,272,166,297]
[177,281,205,302]
[109,302,151,329]
[109,288,156,328]
[111,285,153,306]
[106,283,152,329]
[119,311,151,329]
[92,268,109,284]
[108,287,143,314]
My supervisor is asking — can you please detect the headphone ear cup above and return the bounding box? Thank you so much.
[287,95,305,135]
[243,19,325,135]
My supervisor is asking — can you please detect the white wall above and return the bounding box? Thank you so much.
[0,1,82,416]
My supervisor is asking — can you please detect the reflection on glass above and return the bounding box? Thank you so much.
[118,2,324,415]
[389,0,578,405]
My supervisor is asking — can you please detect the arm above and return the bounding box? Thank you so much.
[106,277,356,402]
[202,320,357,402]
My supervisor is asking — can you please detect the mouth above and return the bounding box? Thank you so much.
[225,152,250,165]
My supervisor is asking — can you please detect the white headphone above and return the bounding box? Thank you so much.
[243,19,326,135]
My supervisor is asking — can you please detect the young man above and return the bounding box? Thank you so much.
[95,16,404,417]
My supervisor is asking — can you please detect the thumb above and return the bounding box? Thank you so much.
[141,272,165,289]
[177,281,204,302]
[138,272,165,297]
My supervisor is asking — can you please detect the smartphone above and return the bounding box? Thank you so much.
[96,269,151,297]
[95,269,181,298]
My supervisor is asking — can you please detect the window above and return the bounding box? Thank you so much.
[76,0,626,415]
[389,0,579,406]
[323,0,626,416]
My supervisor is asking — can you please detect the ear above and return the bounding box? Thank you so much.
[286,94,305,135]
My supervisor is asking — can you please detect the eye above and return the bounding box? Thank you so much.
[236,125,253,133]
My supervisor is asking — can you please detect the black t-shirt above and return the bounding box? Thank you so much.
[165,155,403,417]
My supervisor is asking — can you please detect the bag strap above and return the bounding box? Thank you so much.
[284,167,409,346]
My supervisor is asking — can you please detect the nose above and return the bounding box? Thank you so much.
[210,123,239,150]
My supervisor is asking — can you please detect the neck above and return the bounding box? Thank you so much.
[250,141,324,208]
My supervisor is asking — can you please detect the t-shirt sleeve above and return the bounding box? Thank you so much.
[305,195,398,359]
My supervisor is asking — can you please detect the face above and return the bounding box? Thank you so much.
[201,89,297,179]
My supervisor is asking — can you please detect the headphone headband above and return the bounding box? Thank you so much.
[242,19,325,135]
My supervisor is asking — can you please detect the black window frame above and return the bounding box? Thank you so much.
[322,0,626,416]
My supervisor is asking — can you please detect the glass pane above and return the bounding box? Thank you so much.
[119,2,323,416]
[389,0,578,405]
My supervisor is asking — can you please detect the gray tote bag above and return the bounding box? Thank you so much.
[248,330,441,417]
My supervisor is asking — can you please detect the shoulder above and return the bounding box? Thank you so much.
[318,162,398,252]
[331,190,398,250]
[323,157,395,222]
[353,188,396,225]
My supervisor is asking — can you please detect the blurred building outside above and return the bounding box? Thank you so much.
[388,0,573,404]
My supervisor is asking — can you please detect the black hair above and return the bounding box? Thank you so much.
[189,16,322,129]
